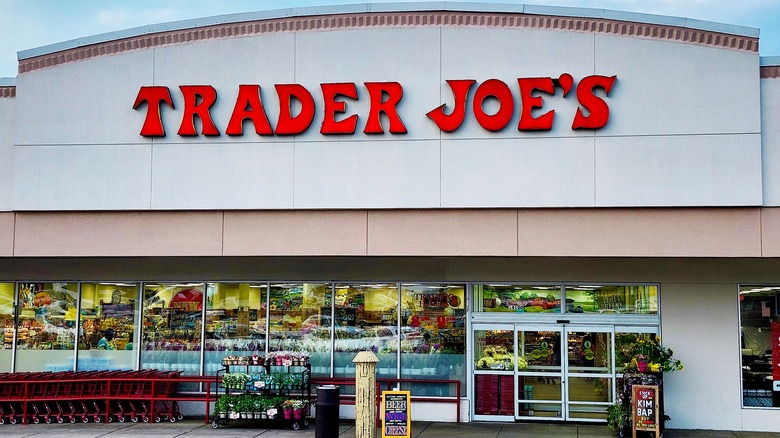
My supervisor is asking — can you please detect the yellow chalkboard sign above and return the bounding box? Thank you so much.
[381,390,411,438]
[632,384,660,438]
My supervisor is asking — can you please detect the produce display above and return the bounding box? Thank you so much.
[475,345,527,370]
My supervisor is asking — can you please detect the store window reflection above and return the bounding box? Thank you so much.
[473,284,561,313]
[16,282,78,372]
[205,283,267,374]
[334,284,397,380]
[565,285,657,314]
[739,285,780,408]
[269,283,331,377]
[77,283,139,371]
[141,283,203,378]
[0,283,15,372]
[400,284,465,396]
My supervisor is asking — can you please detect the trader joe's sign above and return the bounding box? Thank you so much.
[632,384,660,436]
[133,75,617,137]
[381,390,411,438]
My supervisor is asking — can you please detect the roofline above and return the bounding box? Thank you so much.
[761,56,780,67]
[17,1,760,61]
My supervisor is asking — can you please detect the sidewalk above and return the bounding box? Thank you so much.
[0,419,779,437]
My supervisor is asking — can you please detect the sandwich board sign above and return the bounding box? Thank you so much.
[381,390,411,438]
[632,384,660,437]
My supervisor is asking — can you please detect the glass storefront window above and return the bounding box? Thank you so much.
[474,284,562,313]
[565,285,657,314]
[77,283,139,371]
[739,285,780,408]
[141,283,203,377]
[333,284,397,380]
[0,283,14,372]
[205,283,267,374]
[400,284,465,396]
[269,283,331,377]
[16,282,78,371]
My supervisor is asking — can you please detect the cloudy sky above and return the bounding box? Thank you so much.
[1,0,778,78]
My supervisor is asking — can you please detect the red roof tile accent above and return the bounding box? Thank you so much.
[761,66,780,78]
[0,87,15,98]
[18,11,759,73]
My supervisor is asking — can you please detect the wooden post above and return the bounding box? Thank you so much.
[353,350,379,438]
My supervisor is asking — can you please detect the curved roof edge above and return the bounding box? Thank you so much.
[761,56,780,78]
[761,56,780,67]
[17,1,760,61]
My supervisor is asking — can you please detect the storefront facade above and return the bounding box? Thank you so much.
[1,2,780,431]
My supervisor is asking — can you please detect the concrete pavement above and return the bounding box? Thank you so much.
[0,419,779,437]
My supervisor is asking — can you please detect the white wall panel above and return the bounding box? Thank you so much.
[595,134,762,206]
[12,145,152,210]
[15,51,154,146]
[0,99,13,211]
[150,142,294,209]
[661,282,742,430]
[293,140,440,208]
[7,18,766,211]
[294,27,442,141]
[441,137,595,207]
[440,27,596,139]
[595,36,760,137]
[761,78,780,205]
[152,34,296,143]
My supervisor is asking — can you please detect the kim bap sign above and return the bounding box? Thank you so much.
[132,75,616,137]
[632,384,660,436]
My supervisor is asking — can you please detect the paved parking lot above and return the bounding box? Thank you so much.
[1,419,780,437]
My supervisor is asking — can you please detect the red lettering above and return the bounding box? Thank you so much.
[178,85,219,136]
[473,79,514,132]
[363,82,407,134]
[425,79,475,132]
[517,77,555,131]
[225,85,273,136]
[320,82,358,134]
[572,75,617,130]
[133,86,174,137]
[275,84,316,135]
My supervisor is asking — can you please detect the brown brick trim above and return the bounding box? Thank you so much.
[18,11,759,73]
[761,65,780,78]
[0,87,15,98]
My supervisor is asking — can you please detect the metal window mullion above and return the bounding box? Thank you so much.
[265,283,270,354]
[396,283,402,380]
[10,282,18,372]
[330,283,335,378]
[199,282,208,381]
[73,282,81,372]
[133,283,142,371]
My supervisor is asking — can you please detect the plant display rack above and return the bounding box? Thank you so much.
[212,357,311,430]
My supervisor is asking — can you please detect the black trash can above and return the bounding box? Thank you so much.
[316,385,340,438]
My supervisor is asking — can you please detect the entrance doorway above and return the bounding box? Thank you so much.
[473,324,651,422]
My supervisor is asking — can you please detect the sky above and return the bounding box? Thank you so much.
[1,0,779,79]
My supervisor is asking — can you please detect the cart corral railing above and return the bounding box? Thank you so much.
[0,372,460,425]
[310,377,462,423]
[0,371,216,425]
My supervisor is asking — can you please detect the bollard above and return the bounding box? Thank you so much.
[353,351,379,438]
[316,385,340,438]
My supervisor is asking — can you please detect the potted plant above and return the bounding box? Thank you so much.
[292,399,307,419]
[213,396,231,419]
[282,399,294,419]
[607,402,630,437]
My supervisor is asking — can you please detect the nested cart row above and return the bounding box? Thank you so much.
[0,370,183,425]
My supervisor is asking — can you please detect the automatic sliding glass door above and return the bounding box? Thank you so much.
[513,324,614,421]
[563,325,614,421]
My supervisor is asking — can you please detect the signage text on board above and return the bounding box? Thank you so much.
[133,74,616,137]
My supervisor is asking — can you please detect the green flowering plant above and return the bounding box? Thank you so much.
[617,335,683,373]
